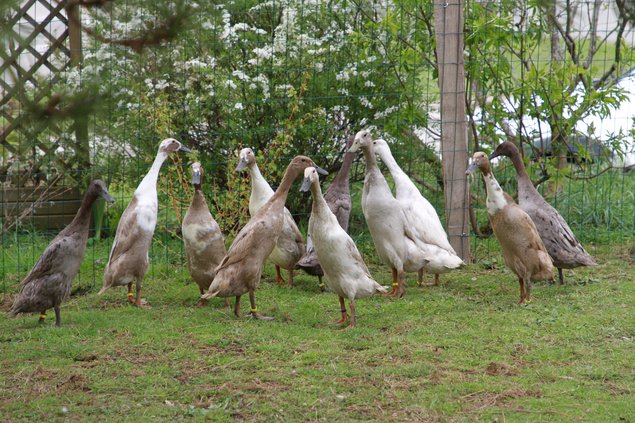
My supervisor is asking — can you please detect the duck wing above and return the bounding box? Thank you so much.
[18,237,64,289]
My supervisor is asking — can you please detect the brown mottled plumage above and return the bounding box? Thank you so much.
[9,180,114,326]
[467,152,553,303]
[202,156,327,320]
[489,142,597,284]
[182,162,226,306]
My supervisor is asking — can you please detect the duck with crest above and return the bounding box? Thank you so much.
[466,152,553,303]
[349,130,429,298]
[99,138,191,306]
[182,162,227,307]
[236,148,305,288]
[296,136,354,291]
[489,142,597,284]
[372,138,463,286]
[9,180,114,326]
[301,166,387,328]
[202,156,327,320]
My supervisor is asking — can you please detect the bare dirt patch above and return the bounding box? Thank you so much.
[485,361,518,376]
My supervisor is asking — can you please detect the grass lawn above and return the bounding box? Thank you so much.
[0,240,633,421]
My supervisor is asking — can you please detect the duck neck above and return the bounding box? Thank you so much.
[310,181,327,213]
[271,164,301,204]
[249,163,275,196]
[481,167,507,215]
[361,144,380,176]
[507,149,533,190]
[68,189,98,232]
[136,151,168,195]
[331,151,354,189]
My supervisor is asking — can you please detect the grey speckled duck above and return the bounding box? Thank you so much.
[8,180,114,326]
[467,152,553,303]
[296,136,354,291]
[202,156,327,320]
[182,162,226,306]
[489,142,597,284]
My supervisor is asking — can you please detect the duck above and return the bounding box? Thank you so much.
[236,148,305,288]
[348,129,429,298]
[9,180,114,326]
[372,138,463,286]
[202,156,327,320]
[300,166,387,328]
[182,162,227,306]
[295,136,354,291]
[489,142,597,284]
[99,138,191,306]
[466,152,554,303]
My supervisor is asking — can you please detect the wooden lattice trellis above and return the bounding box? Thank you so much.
[1,0,88,230]
[1,0,87,187]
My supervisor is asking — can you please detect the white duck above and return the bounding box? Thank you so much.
[99,138,190,306]
[236,148,305,288]
[348,130,429,298]
[373,139,463,285]
[300,167,387,328]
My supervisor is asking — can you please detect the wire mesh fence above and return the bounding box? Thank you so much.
[1,0,634,292]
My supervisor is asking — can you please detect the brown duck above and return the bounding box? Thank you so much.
[467,152,553,303]
[489,142,597,283]
[9,180,114,326]
[295,136,354,291]
[182,162,227,306]
[202,156,327,320]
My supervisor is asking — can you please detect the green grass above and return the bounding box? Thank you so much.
[1,240,633,421]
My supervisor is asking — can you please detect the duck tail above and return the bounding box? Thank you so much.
[97,285,110,296]
[374,282,389,294]
[200,289,218,300]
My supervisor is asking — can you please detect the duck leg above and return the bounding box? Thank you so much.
[518,278,531,304]
[524,278,532,303]
[248,290,274,321]
[396,271,406,298]
[287,269,294,288]
[334,296,348,325]
[318,276,326,292]
[127,282,135,304]
[384,268,399,297]
[275,265,283,286]
[134,279,149,307]
[223,298,230,308]
[54,305,61,327]
[197,288,209,307]
[558,268,565,285]
[417,269,425,287]
[234,295,241,318]
[346,299,357,329]
[38,310,46,324]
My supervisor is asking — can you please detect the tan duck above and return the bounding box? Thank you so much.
[300,167,387,328]
[9,180,114,326]
[466,152,554,303]
[182,162,227,306]
[236,148,305,288]
[489,142,597,283]
[202,156,327,320]
[99,138,191,306]
[296,136,354,291]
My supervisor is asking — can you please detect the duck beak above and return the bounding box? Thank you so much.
[314,165,328,176]
[348,142,360,153]
[191,170,201,185]
[299,177,311,192]
[100,190,115,204]
[488,151,499,160]
[465,161,478,175]
[178,145,192,153]
[235,158,248,172]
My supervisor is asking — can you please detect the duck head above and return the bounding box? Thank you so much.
[372,138,391,157]
[158,138,191,155]
[236,148,256,172]
[287,156,328,181]
[191,162,203,186]
[89,179,115,203]
[349,129,373,153]
[466,152,492,176]
[299,166,321,192]
[489,141,519,160]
